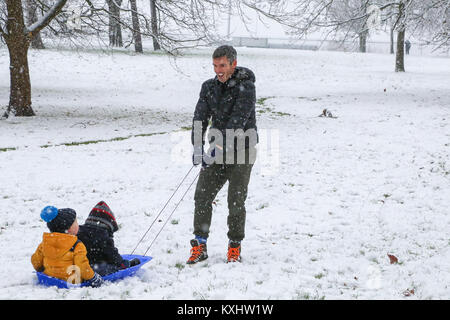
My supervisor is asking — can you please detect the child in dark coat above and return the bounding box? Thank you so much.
[77,201,140,276]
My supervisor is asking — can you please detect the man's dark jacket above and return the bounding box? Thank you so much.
[77,224,128,268]
[191,66,258,151]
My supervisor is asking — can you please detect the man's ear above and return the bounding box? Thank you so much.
[232,59,237,68]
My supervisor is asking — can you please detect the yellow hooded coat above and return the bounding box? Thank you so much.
[31,232,94,282]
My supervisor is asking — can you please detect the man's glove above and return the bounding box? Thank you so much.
[202,148,216,168]
[87,272,104,288]
[192,144,204,166]
[193,145,217,168]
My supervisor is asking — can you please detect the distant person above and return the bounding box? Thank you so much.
[32,206,103,287]
[405,40,411,55]
[77,201,140,276]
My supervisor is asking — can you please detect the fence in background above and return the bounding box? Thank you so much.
[231,36,450,57]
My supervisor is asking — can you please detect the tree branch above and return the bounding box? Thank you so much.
[0,23,5,38]
[27,0,68,36]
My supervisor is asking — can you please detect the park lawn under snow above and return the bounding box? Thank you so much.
[0,46,449,300]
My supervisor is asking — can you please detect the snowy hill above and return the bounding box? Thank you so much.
[0,46,449,299]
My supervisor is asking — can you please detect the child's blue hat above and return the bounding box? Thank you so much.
[41,206,59,222]
[40,206,76,233]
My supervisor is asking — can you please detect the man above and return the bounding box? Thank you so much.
[187,45,258,264]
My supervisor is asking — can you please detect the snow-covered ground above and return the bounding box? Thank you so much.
[0,46,449,300]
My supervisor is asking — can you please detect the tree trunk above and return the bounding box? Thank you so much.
[395,29,405,72]
[359,32,367,53]
[26,0,45,49]
[150,0,160,50]
[358,2,368,53]
[130,0,143,53]
[395,2,406,72]
[7,43,34,116]
[107,0,123,47]
[390,27,394,54]
[4,0,34,117]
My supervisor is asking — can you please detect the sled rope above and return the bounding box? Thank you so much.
[131,165,196,255]
[142,170,200,256]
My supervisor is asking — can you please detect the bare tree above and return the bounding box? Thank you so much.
[26,0,45,49]
[239,0,374,52]
[106,0,123,47]
[129,0,143,53]
[0,0,68,117]
[326,0,370,52]
[239,0,449,71]
[390,26,395,54]
[406,0,450,51]
[149,0,160,50]
[0,0,232,117]
[153,0,227,52]
[5,0,446,117]
[394,0,408,72]
[65,0,227,53]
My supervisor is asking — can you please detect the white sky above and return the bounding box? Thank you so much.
[219,9,288,39]
[217,6,398,43]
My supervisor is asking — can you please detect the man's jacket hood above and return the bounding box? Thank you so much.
[215,66,256,87]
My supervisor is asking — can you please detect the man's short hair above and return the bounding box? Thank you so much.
[213,45,237,64]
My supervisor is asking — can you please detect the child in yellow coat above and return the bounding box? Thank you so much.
[31,206,103,287]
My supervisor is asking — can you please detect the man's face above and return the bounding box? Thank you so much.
[213,56,237,83]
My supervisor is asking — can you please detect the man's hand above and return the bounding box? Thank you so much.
[202,148,216,168]
[193,145,218,168]
[192,145,204,166]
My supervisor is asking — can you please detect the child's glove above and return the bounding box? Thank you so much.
[120,258,140,269]
[88,272,104,288]
[129,258,140,267]
[120,260,131,269]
